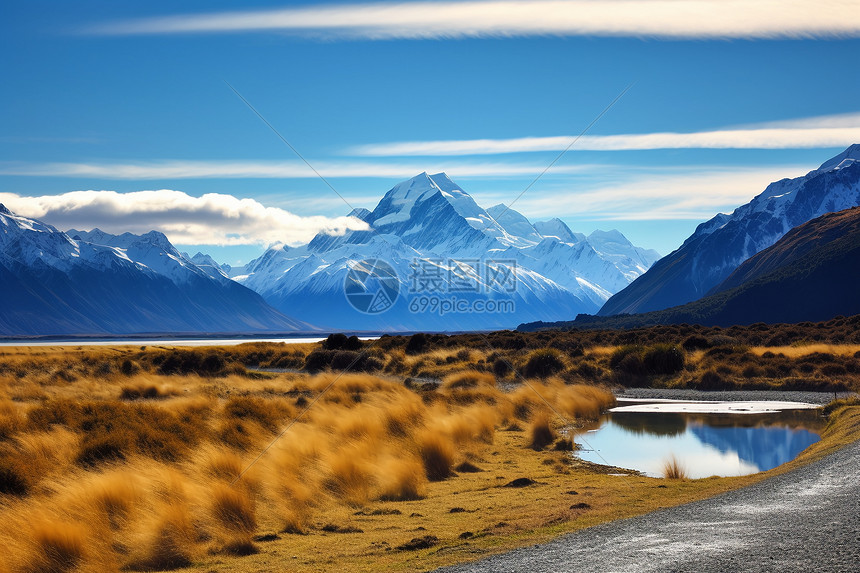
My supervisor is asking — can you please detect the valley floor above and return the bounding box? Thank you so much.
[0,336,857,572]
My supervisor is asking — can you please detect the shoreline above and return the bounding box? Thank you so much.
[613,387,857,405]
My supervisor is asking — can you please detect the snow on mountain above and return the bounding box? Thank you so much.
[235,173,658,330]
[599,144,860,316]
[533,218,585,244]
[486,204,543,245]
[1,206,312,335]
[70,228,227,285]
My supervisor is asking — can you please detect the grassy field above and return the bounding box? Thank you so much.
[0,334,858,572]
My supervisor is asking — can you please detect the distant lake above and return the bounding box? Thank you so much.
[575,405,823,478]
[0,337,378,347]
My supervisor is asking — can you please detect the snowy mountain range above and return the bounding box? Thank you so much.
[0,206,311,336]
[599,144,860,316]
[234,172,660,331]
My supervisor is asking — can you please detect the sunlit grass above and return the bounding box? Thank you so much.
[0,341,857,572]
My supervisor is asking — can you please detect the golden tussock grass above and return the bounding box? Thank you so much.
[661,455,688,479]
[750,344,860,358]
[24,518,88,573]
[441,370,496,390]
[376,455,426,501]
[324,444,376,506]
[528,411,556,450]
[83,471,140,530]
[210,482,257,535]
[415,429,456,482]
[129,503,196,571]
[6,343,853,572]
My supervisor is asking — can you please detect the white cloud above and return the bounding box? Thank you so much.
[86,1,860,40]
[0,189,369,246]
[0,159,593,179]
[506,166,809,221]
[351,113,860,156]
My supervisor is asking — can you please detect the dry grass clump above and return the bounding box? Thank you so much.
[85,471,139,529]
[210,483,258,554]
[129,503,196,571]
[661,455,688,480]
[528,412,556,450]
[24,519,88,573]
[376,456,426,501]
[416,430,456,481]
[553,383,616,419]
[324,445,376,506]
[119,381,174,400]
[441,370,496,390]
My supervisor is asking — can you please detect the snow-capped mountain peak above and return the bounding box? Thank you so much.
[600,144,860,316]
[237,173,660,330]
[817,143,860,172]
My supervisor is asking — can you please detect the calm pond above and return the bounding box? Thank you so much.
[575,401,824,478]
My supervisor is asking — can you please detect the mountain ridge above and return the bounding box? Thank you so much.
[520,205,860,330]
[0,205,313,336]
[599,145,860,316]
[234,172,660,331]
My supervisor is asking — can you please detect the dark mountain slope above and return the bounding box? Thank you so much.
[522,206,860,330]
[599,145,860,316]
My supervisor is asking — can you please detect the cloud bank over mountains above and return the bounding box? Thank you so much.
[0,189,368,246]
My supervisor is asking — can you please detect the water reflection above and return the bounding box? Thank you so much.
[575,407,823,478]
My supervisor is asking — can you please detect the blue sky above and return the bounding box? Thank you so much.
[2,1,859,264]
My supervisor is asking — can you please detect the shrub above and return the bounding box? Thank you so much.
[609,346,645,374]
[523,348,565,378]
[441,370,495,390]
[643,344,685,375]
[304,350,333,373]
[119,359,140,376]
[119,384,164,400]
[681,335,710,350]
[697,370,731,391]
[331,350,362,371]
[155,349,226,376]
[549,338,585,357]
[322,333,363,351]
[492,357,512,377]
[405,333,429,355]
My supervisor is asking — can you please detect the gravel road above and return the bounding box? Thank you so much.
[614,388,857,405]
[437,439,860,573]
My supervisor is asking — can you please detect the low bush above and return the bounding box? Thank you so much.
[405,333,430,355]
[697,370,731,391]
[643,344,685,375]
[322,333,363,351]
[523,348,565,378]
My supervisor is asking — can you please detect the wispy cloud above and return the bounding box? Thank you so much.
[350,112,860,156]
[86,1,860,40]
[505,166,809,221]
[0,190,368,246]
[0,159,593,179]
